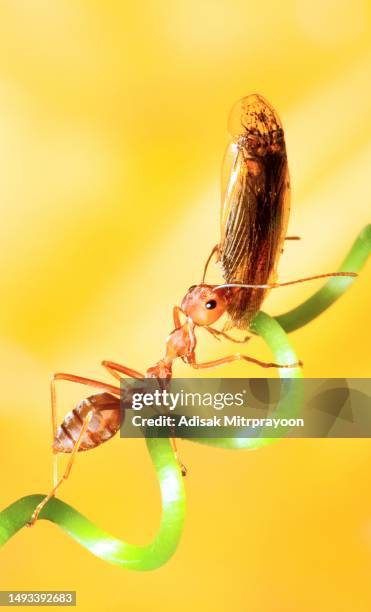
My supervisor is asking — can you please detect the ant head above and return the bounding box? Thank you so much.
[181,284,230,326]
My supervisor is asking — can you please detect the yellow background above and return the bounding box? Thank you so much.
[0,1,370,611]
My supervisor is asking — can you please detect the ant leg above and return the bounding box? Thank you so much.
[101,362,186,475]
[285,236,301,240]
[204,326,250,344]
[50,379,58,487]
[170,437,187,477]
[28,411,93,526]
[101,360,144,382]
[53,373,121,395]
[173,306,184,330]
[29,373,122,526]
[189,352,302,370]
[50,374,121,488]
[202,244,219,283]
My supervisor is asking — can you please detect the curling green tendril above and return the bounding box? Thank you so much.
[276,224,371,332]
[0,225,369,569]
[0,439,185,571]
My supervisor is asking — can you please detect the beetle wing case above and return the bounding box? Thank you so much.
[219,94,290,329]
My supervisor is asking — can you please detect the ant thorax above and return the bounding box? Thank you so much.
[146,360,172,379]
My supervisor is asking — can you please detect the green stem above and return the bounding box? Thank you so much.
[0,225,369,569]
[186,311,303,449]
[188,226,371,449]
[0,438,185,570]
[276,225,371,333]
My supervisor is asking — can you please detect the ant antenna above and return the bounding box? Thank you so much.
[214,272,357,291]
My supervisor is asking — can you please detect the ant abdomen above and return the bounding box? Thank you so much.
[53,392,121,453]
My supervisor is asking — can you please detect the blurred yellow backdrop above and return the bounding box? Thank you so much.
[0,1,370,611]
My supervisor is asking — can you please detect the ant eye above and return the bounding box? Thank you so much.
[205,299,217,310]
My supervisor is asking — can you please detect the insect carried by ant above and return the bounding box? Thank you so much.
[28,94,356,525]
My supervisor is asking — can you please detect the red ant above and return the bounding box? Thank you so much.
[28,93,357,525]
[28,272,353,526]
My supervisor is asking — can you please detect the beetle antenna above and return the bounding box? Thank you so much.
[214,272,357,291]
